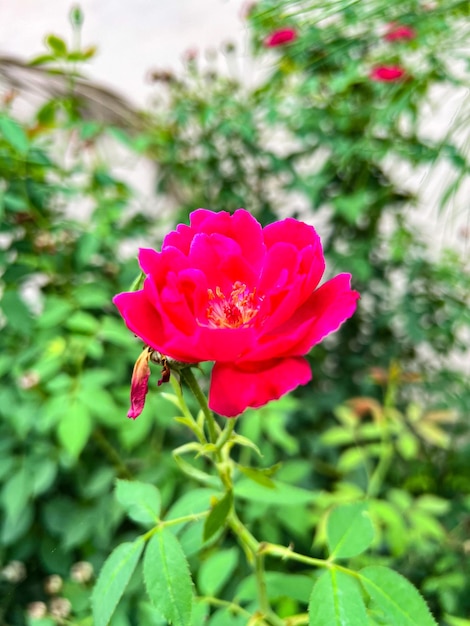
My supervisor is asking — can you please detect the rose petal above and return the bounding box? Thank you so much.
[209,357,312,417]
[249,274,359,360]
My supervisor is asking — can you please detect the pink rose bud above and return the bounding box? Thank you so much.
[370,65,406,81]
[384,23,416,42]
[264,28,297,47]
[114,210,359,417]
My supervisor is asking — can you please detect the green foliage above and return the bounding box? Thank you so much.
[1,0,469,624]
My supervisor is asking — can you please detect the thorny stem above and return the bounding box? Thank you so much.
[182,371,358,626]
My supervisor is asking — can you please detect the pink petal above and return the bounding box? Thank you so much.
[209,357,312,417]
[249,274,359,360]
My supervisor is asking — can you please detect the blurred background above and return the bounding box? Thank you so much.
[0,1,469,624]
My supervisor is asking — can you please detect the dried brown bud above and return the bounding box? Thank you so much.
[27,602,47,619]
[1,560,26,583]
[44,574,63,595]
[49,597,72,619]
[70,561,94,583]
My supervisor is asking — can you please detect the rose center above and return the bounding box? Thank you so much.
[206,281,261,329]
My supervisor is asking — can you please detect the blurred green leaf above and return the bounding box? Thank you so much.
[198,547,239,596]
[56,400,92,459]
[45,34,67,56]
[115,479,161,527]
[327,502,374,559]
[0,115,29,154]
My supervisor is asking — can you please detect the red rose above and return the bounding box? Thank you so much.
[384,24,416,42]
[264,28,297,47]
[114,209,359,417]
[370,65,406,81]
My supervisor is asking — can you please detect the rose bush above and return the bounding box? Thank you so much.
[114,209,359,417]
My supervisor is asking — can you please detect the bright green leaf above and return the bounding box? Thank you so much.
[143,529,193,626]
[91,539,145,626]
[359,566,438,626]
[309,569,368,626]
[327,502,374,559]
[46,34,67,56]
[115,479,161,527]
[0,115,29,154]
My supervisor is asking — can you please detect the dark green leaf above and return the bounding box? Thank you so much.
[203,490,232,541]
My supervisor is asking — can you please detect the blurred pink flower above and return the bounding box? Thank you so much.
[370,65,406,81]
[114,209,359,417]
[264,28,297,47]
[384,23,416,42]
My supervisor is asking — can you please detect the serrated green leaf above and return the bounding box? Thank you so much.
[327,502,374,559]
[309,569,368,626]
[92,539,145,626]
[115,479,161,527]
[359,566,438,626]
[203,490,232,541]
[198,547,239,596]
[143,529,193,626]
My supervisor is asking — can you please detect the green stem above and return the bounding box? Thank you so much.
[215,417,237,452]
[259,543,329,570]
[255,555,286,626]
[196,596,252,619]
[92,429,133,480]
[181,367,220,446]
[228,511,260,555]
